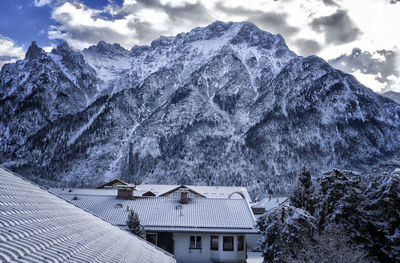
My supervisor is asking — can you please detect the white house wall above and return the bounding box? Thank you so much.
[174,233,211,263]
[173,233,246,263]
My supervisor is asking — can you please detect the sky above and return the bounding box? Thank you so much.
[0,0,399,93]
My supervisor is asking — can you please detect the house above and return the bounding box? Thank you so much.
[51,184,258,263]
[0,167,176,263]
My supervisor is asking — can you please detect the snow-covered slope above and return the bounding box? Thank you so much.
[1,21,400,196]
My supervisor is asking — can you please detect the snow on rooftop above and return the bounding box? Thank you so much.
[252,197,288,210]
[54,193,257,234]
[0,167,176,263]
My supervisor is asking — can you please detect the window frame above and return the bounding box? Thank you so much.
[189,235,202,249]
[210,235,219,251]
[223,236,234,251]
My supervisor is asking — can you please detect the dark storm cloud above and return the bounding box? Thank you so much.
[127,20,163,44]
[135,0,211,23]
[122,0,211,26]
[329,48,399,88]
[322,0,339,6]
[294,38,322,56]
[215,2,299,36]
[310,10,361,44]
[120,0,212,43]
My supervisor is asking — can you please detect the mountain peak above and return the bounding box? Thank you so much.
[54,41,72,52]
[25,41,46,60]
[84,40,128,56]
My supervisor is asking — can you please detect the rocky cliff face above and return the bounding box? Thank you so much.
[1,21,400,196]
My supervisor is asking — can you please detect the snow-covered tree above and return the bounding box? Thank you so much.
[292,227,370,263]
[126,210,145,238]
[314,169,364,232]
[257,205,316,263]
[361,173,400,262]
[261,169,399,262]
[289,167,315,215]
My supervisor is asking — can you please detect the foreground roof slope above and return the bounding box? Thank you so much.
[0,167,176,263]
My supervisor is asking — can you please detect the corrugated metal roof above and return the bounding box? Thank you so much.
[56,193,257,234]
[0,167,176,263]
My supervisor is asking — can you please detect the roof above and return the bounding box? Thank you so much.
[0,167,176,263]
[141,184,253,202]
[55,193,258,234]
[252,197,289,210]
[96,178,128,189]
[159,185,206,198]
[51,184,253,202]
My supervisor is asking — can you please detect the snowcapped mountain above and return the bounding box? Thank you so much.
[1,21,400,196]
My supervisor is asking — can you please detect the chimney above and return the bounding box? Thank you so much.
[179,189,190,204]
[117,185,135,199]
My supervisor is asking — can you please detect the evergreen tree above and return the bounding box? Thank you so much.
[289,167,315,215]
[257,205,316,263]
[260,169,399,262]
[361,173,400,262]
[126,210,146,238]
[314,169,364,232]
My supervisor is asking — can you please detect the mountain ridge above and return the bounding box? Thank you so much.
[1,21,400,197]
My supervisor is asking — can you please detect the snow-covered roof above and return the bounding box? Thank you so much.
[54,193,257,234]
[96,178,128,188]
[0,167,176,263]
[252,197,289,210]
[50,183,253,202]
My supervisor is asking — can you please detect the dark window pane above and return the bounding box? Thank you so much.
[190,236,195,248]
[146,233,157,245]
[237,236,244,251]
[196,236,202,248]
[210,236,219,250]
[223,236,234,251]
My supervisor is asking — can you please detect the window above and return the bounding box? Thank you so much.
[237,236,244,251]
[146,233,157,245]
[210,236,219,250]
[190,236,202,249]
[223,236,234,251]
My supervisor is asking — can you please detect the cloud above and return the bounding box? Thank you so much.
[49,1,140,49]
[215,2,299,37]
[48,0,213,49]
[322,0,339,6]
[34,0,52,7]
[293,38,322,56]
[329,48,400,92]
[310,10,361,45]
[0,36,25,69]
